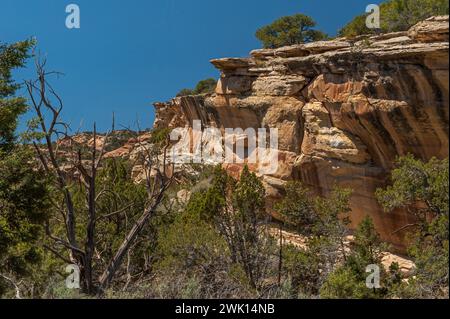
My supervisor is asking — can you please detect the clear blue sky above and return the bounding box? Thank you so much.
[1,0,382,132]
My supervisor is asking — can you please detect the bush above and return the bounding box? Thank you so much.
[176,78,217,97]
[277,182,353,297]
[193,78,217,95]
[320,217,397,299]
[276,181,352,240]
[176,88,194,97]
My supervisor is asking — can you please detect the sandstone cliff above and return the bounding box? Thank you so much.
[153,16,449,251]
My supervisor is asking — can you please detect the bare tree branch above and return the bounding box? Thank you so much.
[0,274,22,299]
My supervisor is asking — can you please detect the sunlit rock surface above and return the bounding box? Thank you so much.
[149,17,449,251]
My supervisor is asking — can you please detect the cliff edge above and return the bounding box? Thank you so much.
[153,16,449,251]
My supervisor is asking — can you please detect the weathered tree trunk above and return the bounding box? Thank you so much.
[83,126,98,294]
[98,190,165,292]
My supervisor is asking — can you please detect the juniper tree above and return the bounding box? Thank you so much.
[256,14,327,49]
[0,39,50,298]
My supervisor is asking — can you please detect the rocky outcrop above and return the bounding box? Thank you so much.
[267,227,415,276]
[408,15,449,43]
[153,17,449,251]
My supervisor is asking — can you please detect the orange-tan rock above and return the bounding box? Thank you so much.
[152,17,449,252]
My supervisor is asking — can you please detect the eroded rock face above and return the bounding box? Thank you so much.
[408,15,449,43]
[152,17,449,251]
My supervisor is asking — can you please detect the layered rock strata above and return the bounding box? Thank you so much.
[153,16,449,251]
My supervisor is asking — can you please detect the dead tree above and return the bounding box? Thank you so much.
[26,57,173,295]
[97,138,174,292]
[25,58,83,275]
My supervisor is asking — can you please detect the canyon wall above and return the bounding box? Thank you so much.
[153,16,449,251]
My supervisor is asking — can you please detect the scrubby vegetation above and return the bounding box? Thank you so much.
[376,155,449,298]
[339,0,449,37]
[176,78,217,97]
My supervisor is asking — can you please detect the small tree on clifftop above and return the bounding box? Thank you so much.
[255,14,327,49]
